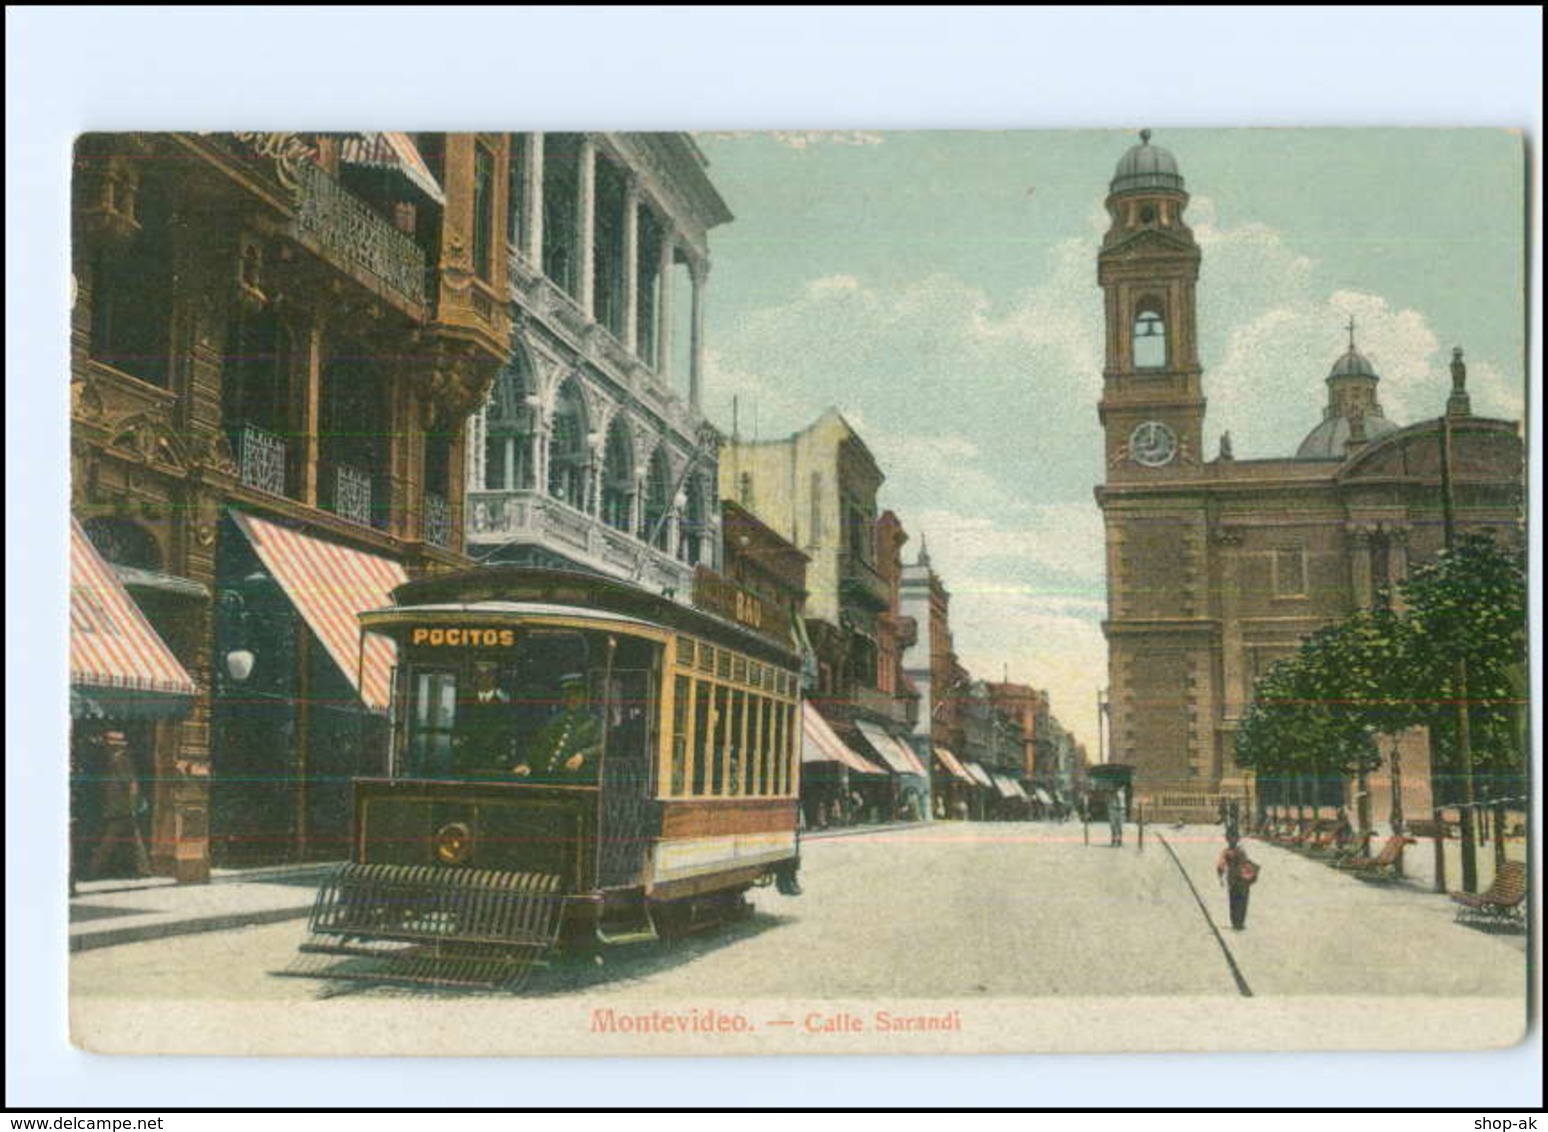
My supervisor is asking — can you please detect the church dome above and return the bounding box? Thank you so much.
[1111,130,1185,194]
[1328,345,1378,380]
[1295,411,1398,459]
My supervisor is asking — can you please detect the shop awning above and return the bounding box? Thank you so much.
[801,702,886,775]
[71,518,196,717]
[339,132,446,205]
[853,720,929,778]
[963,761,995,789]
[1034,787,1055,806]
[990,774,1020,800]
[933,746,975,783]
[230,512,407,713]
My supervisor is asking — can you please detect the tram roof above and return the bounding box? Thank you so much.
[360,601,659,632]
[377,567,801,666]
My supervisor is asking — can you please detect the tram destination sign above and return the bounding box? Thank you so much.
[691,567,792,649]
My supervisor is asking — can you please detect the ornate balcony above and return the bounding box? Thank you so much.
[332,464,374,528]
[293,159,427,313]
[423,490,453,549]
[466,488,695,596]
[237,423,288,497]
[840,550,891,612]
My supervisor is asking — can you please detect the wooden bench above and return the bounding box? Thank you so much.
[1451,861,1527,926]
[1333,835,1413,881]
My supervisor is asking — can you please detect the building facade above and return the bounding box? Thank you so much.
[1093,133,1525,821]
[71,133,509,878]
[722,411,928,820]
[464,133,731,596]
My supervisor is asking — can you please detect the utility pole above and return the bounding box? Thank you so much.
[1440,407,1479,894]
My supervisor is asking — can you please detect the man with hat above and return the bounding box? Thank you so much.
[510,673,603,784]
[88,730,152,878]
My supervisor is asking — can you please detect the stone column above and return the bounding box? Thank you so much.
[300,319,324,508]
[689,256,707,412]
[588,432,605,517]
[525,133,544,261]
[1348,524,1374,609]
[1387,525,1411,610]
[577,137,596,319]
[657,236,676,385]
[630,468,646,540]
[622,180,640,353]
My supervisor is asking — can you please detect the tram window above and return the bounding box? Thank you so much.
[407,669,458,777]
[724,691,741,796]
[671,675,691,796]
[692,679,712,795]
[710,685,730,795]
[677,637,695,668]
[758,696,774,795]
[771,698,784,795]
[781,702,796,795]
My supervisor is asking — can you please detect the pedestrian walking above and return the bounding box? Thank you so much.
[1216,833,1260,930]
[87,731,152,879]
[1108,790,1125,847]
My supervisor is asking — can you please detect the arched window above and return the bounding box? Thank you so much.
[600,415,634,532]
[1133,306,1167,369]
[547,380,588,509]
[680,471,709,566]
[483,354,535,491]
[643,447,672,551]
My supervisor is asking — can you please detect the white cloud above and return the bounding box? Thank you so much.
[696,130,886,151]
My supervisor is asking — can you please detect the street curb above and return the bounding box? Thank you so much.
[801,820,927,842]
[69,903,314,953]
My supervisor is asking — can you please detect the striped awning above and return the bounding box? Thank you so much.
[801,703,886,775]
[991,774,1028,800]
[339,132,446,205]
[1034,787,1055,806]
[71,518,197,711]
[933,746,975,783]
[963,761,995,789]
[854,720,929,778]
[230,512,407,713]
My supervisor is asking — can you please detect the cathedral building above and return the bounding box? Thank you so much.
[1093,133,1524,822]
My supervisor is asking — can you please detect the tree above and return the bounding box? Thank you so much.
[1399,532,1528,808]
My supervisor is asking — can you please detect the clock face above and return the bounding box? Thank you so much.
[1129,421,1178,467]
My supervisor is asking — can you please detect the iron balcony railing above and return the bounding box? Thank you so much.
[294,159,427,311]
[333,463,374,528]
[423,490,452,549]
[238,423,288,497]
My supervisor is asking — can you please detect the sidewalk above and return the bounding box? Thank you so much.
[67,822,930,951]
[69,862,336,952]
[1155,825,1527,999]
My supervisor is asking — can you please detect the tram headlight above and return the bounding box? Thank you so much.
[434,821,474,865]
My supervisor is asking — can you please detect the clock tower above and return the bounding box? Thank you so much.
[1097,130,1205,479]
[1096,131,1219,802]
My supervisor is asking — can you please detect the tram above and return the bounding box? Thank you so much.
[289,567,804,990]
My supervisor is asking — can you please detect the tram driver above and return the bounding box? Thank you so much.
[509,673,603,785]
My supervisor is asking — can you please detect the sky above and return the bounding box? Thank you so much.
[689,129,1527,751]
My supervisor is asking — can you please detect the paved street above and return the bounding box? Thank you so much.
[70,822,1527,1055]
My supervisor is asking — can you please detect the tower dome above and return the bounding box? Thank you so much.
[1110,129,1185,195]
[1295,324,1399,458]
